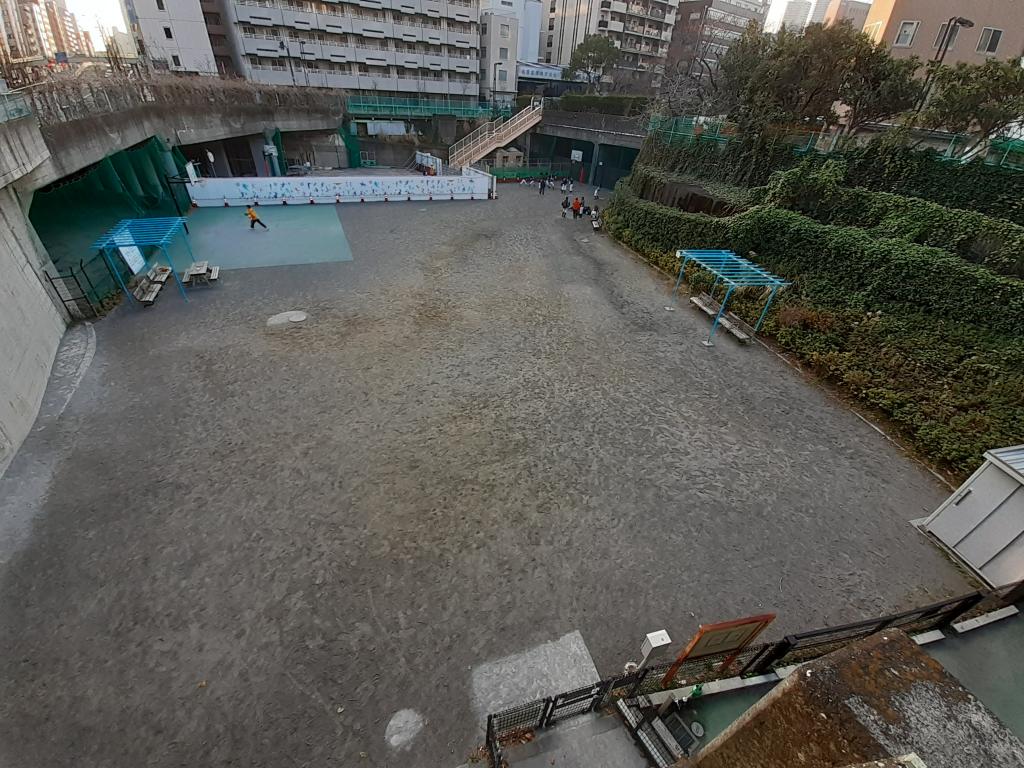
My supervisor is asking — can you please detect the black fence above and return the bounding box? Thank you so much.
[484,581,1023,767]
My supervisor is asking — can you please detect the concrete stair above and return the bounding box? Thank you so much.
[448,99,544,168]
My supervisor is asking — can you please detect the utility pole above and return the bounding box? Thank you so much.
[916,16,973,112]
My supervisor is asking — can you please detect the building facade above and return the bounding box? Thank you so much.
[667,0,766,76]
[863,0,1024,67]
[481,0,541,62]
[544,0,679,90]
[123,0,218,73]
[211,0,480,98]
[763,0,827,32]
[480,10,518,100]
[821,0,868,31]
[44,0,84,56]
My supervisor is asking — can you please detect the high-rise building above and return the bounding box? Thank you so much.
[481,0,542,63]
[45,0,85,55]
[821,0,869,31]
[21,0,56,59]
[122,0,217,73]
[81,28,93,55]
[480,10,518,100]
[544,0,679,90]
[199,0,480,98]
[863,0,1024,68]
[763,0,827,32]
[667,0,767,76]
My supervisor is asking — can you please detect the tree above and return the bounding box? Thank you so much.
[563,36,620,93]
[838,38,920,135]
[922,58,1024,157]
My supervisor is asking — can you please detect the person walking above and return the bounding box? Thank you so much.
[539,178,546,195]
[560,180,567,195]
[571,197,581,219]
[568,180,574,194]
[561,196,570,218]
[245,205,268,230]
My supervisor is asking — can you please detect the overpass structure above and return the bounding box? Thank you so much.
[530,109,647,186]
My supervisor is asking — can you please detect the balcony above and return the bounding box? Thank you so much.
[597,19,608,28]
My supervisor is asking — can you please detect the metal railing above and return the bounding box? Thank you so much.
[449,97,543,168]
[483,579,1023,766]
[346,95,507,119]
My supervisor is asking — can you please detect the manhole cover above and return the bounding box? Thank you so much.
[266,310,308,328]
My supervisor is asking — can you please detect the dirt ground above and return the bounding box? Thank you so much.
[0,186,968,767]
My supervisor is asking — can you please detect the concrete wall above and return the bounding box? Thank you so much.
[20,101,344,193]
[536,109,647,149]
[0,117,66,471]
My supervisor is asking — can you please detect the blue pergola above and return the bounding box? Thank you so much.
[672,249,790,345]
[90,217,193,305]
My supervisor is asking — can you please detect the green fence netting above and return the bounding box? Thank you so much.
[30,136,191,305]
[341,126,362,169]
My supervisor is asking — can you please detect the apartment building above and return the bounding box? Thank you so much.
[667,0,766,76]
[206,0,480,97]
[481,0,541,62]
[821,0,868,31]
[479,10,518,100]
[44,0,84,55]
[544,0,679,89]
[123,0,217,73]
[763,0,826,32]
[863,0,1024,66]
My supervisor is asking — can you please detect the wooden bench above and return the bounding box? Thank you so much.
[183,261,220,287]
[132,279,162,307]
[689,292,754,343]
[147,265,172,285]
[208,266,220,282]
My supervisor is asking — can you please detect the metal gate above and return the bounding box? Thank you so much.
[45,268,98,319]
[543,681,609,727]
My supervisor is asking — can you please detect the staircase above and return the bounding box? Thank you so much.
[448,98,544,168]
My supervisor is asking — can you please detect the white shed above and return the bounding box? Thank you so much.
[922,445,1024,588]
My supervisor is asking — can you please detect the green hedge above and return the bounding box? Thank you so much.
[626,165,761,211]
[605,184,1024,475]
[639,132,1024,225]
[763,162,1024,278]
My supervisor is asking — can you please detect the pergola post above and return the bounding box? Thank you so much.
[102,247,135,305]
[703,285,734,347]
[755,286,779,331]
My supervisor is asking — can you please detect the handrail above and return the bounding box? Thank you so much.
[449,98,543,167]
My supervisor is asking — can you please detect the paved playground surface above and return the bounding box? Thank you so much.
[0,186,970,767]
[165,205,354,271]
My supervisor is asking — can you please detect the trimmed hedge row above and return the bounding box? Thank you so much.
[639,133,1024,225]
[763,162,1024,278]
[605,185,1024,475]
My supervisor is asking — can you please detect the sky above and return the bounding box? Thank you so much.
[66,0,129,50]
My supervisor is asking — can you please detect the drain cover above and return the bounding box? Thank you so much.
[267,310,308,327]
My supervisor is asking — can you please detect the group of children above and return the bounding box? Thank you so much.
[560,194,601,229]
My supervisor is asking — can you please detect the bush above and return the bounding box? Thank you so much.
[639,131,1024,225]
[764,161,1024,277]
[606,183,1024,476]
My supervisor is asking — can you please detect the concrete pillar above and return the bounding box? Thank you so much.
[206,142,231,177]
[588,142,601,186]
[248,136,271,177]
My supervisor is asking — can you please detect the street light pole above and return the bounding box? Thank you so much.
[916,16,973,111]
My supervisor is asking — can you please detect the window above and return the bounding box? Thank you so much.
[892,20,918,47]
[163,25,173,39]
[548,18,554,30]
[481,23,487,33]
[171,54,181,66]
[156,0,164,9]
[499,46,508,58]
[550,1,555,10]
[498,69,507,81]
[501,0,513,5]
[546,34,553,46]
[863,21,882,42]
[481,45,486,57]
[499,23,510,37]
[933,22,960,49]
[977,27,1002,54]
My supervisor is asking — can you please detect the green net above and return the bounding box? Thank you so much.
[30,136,191,304]
[340,126,362,169]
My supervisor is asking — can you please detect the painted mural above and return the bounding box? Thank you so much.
[187,173,490,207]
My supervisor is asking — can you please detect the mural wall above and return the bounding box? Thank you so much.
[187,170,492,207]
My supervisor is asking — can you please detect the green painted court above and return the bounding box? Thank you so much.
[164,205,354,271]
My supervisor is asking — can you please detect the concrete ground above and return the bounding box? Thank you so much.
[0,186,969,767]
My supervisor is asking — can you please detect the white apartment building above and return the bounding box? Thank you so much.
[479,10,518,100]
[763,0,826,32]
[544,0,679,88]
[480,0,541,62]
[123,0,218,72]
[215,0,480,98]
